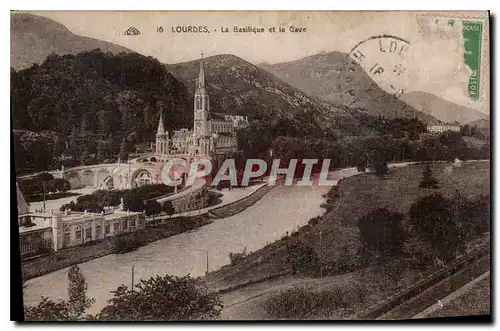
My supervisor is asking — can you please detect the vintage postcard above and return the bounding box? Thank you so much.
[12,10,490,321]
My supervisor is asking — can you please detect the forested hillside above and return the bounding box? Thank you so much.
[12,49,192,136]
[11,49,192,174]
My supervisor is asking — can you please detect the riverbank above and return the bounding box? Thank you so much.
[24,183,329,313]
[146,182,269,221]
[209,185,273,219]
[22,215,212,281]
[204,161,491,294]
[21,183,274,281]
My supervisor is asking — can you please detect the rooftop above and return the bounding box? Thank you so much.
[20,209,144,226]
[19,224,51,234]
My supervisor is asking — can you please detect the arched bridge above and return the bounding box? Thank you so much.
[61,163,160,189]
[18,155,197,190]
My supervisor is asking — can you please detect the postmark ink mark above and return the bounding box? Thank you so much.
[340,35,411,107]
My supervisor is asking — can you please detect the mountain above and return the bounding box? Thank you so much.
[168,54,354,131]
[260,52,439,124]
[399,91,489,125]
[11,50,192,140]
[11,13,134,70]
[259,52,346,103]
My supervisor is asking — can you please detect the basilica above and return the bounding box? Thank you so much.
[154,55,248,160]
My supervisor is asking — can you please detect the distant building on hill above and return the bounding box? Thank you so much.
[426,124,460,134]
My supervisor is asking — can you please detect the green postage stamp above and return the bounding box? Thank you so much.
[462,20,483,100]
[416,12,489,109]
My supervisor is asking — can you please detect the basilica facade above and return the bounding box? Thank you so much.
[154,55,248,160]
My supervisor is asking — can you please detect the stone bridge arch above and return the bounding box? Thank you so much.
[101,176,114,189]
[64,172,82,189]
[131,168,153,188]
[96,168,111,188]
[112,167,130,190]
[80,169,95,187]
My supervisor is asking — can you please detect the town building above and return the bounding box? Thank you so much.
[53,209,146,250]
[426,125,461,134]
[19,205,146,259]
[154,54,248,160]
[19,226,53,260]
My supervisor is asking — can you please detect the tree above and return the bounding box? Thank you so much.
[119,138,129,161]
[419,164,439,189]
[358,208,406,260]
[46,179,58,193]
[369,157,389,176]
[67,265,95,319]
[24,297,72,321]
[162,200,175,217]
[118,137,131,161]
[49,178,71,193]
[96,142,105,163]
[37,172,54,182]
[98,274,223,320]
[74,194,103,213]
[144,199,162,216]
[122,190,144,212]
[479,143,490,159]
[455,194,490,239]
[285,241,319,275]
[24,265,94,321]
[409,193,463,262]
[355,152,368,173]
[439,131,468,160]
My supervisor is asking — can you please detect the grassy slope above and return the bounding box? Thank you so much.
[213,161,490,320]
[310,161,490,263]
[206,161,490,289]
[428,274,491,318]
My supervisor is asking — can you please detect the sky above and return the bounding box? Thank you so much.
[27,11,489,114]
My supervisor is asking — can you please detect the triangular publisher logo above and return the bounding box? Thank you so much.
[123,26,141,36]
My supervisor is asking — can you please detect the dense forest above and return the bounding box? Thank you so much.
[238,114,490,173]
[11,50,193,174]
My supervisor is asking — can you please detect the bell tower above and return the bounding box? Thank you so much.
[193,52,212,155]
[156,110,169,156]
[194,52,211,140]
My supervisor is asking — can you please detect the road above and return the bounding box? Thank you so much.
[412,271,490,319]
[377,253,490,320]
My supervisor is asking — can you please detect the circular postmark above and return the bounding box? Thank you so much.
[340,35,411,109]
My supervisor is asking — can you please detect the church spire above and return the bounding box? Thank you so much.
[196,51,206,91]
[157,110,165,136]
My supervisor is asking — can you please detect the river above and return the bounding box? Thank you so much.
[23,183,332,314]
